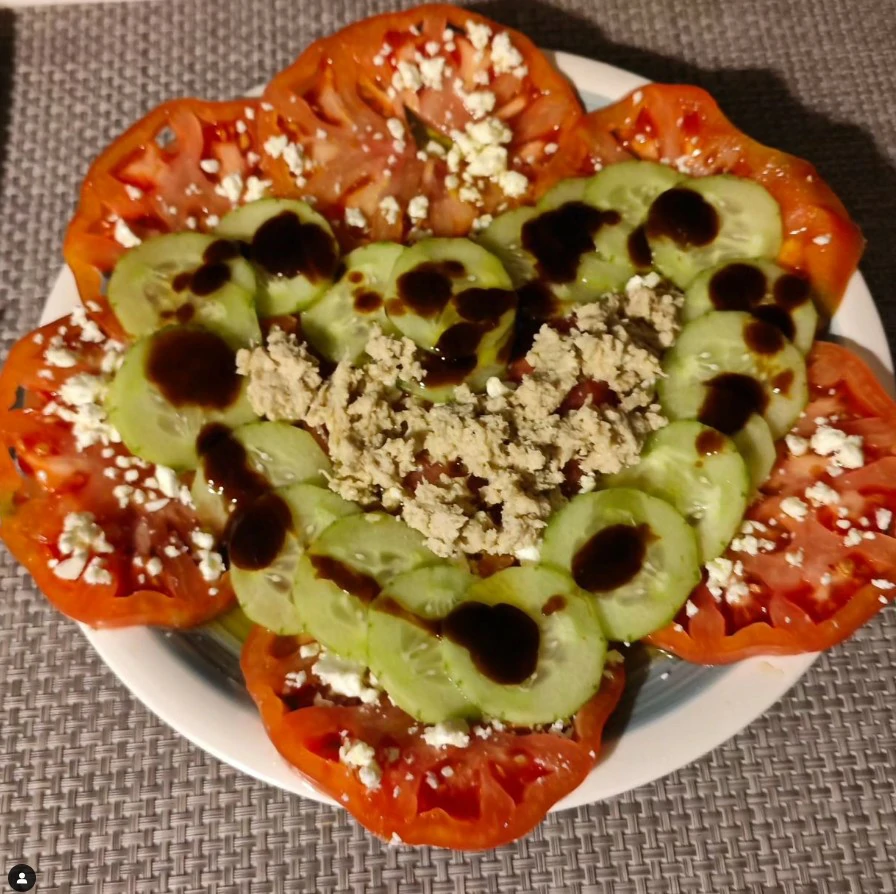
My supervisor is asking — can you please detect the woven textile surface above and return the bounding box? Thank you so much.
[1,0,895,891]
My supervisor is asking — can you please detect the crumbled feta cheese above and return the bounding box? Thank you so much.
[197,549,224,582]
[805,482,840,506]
[685,600,698,618]
[810,426,864,470]
[285,670,307,689]
[393,60,423,92]
[263,135,289,159]
[780,497,809,521]
[462,90,496,119]
[345,207,368,230]
[314,652,379,704]
[514,544,540,563]
[785,434,809,457]
[113,218,141,248]
[83,557,112,586]
[386,117,404,141]
[124,184,143,201]
[338,738,381,790]
[214,172,244,205]
[154,466,180,498]
[812,234,832,246]
[871,578,896,590]
[422,721,470,749]
[199,158,221,174]
[243,176,271,203]
[419,56,446,90]
[497,169,529,198]
[299,643,321,660]
[876,508,892,532]
[544,142,558,155]
[44,336,78,368]
[466,21,492,50]
[53,512,113,583]
[785,549,804,567]
[145,557,163,577]
[408,195,429,222]
[844,529,864,547]
[490,32,526,76]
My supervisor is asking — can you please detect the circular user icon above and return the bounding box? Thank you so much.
[7,865,36,892]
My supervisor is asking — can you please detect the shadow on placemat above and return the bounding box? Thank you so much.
[0,9,13,191]
[473,0,896,330]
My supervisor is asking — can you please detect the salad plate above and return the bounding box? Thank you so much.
[34,48,891,813]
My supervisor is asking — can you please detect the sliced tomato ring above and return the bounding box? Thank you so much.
[576,84,864,313]
[0,315,234,629]
[63,98,265,335]
[648,342,896,663]
[241,626,624,849]
[257,4,583,245]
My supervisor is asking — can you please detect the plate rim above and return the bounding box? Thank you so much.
[37,50,894,812]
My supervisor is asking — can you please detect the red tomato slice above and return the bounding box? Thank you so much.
[576,85,864,313]
[648,342,896,663]
[241,626,625,849]
[63,98,265,336]
[257,4,583,245]
[0,317,234,629]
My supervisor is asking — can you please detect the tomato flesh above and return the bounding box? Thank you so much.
[240,626,625,849]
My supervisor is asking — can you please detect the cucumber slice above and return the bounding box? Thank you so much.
[107,232,260,344]
[646,175,783,287]
[441,565,606,725]
[105,326,258,469]
[292,513,438,662]
[231,532,304,634]
[476,207,538,288]
[301,242,404,364]
[585,160,683,226]
[608,420,749,561]
[191,422,331,529]
[537,177,591,209]
[386,238,515,350]
[541,488,701,642]
[230,484,359,634]
[215,198,339,316]
[732,413,777,492]
[684,259,819,354]
[386,238,517,399]
[658,310,808,439]
[368,564,475,723]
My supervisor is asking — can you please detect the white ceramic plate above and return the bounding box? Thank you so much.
[38,52,893,811]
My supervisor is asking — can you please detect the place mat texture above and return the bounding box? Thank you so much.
[0,0,895,891]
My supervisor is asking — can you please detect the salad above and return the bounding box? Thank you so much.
[1,3,893,850]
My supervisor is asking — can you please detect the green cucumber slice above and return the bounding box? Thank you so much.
[385,237,515,350]
[231,532,304,634]
[684,259,819,354]
[385,237,517,400]
[292,513,438,662]
[732,413,777,492]
[301,242,403,364]
[107,232,260,344]
[541,488,701,642]
[585,160,683,226]
[441,565,606,725]
[215,198,339,316]
[230,484,359,634]
[646,175,783,287]
[368,564,475,723]
[191,422,331,529]
[476,207,538,288]
[105,326,258,469]
[608,420,749,561]
[658,310,808,439]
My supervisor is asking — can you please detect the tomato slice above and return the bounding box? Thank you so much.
[63,98,265,336]
[647,342,896,662]
[257,4,583,245]
[576,85,864,313]
[0,316,234,628]
[241,626,625,848]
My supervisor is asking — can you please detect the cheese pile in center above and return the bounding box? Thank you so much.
[237,275,681,558]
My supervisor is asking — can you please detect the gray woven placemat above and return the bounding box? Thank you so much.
[1,0,895,891]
